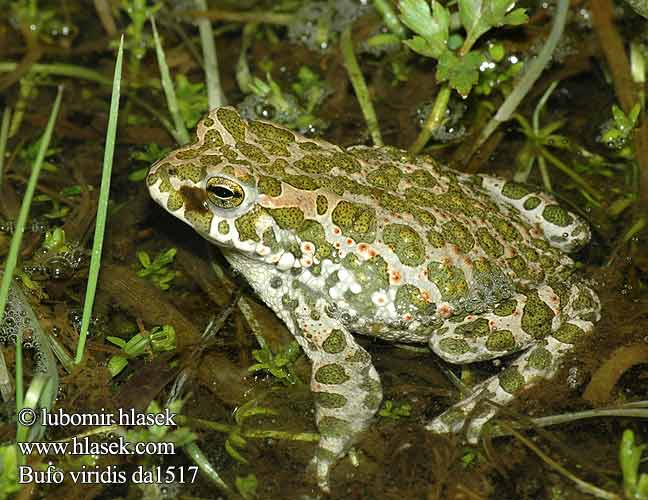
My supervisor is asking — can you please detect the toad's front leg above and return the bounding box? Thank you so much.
[292,307,382,491]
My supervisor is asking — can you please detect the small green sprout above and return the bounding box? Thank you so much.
[106,325,176,377]
[236,473,258,500]
[620,430,648,500]
[378,400,411,419]
[136,248,177,290]
[42,227,68,253]
[175,74,209,129]
[248,336,301,385]
[225,399,278,464]
[291,66,328,114]
[18,134,61,173]
[460,448,478,468]
[598,103,641,158]
[129,143,169,182]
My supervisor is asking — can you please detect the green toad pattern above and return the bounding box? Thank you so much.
[147,107,601,490]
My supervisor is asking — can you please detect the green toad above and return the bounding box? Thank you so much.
[147,107,600,490]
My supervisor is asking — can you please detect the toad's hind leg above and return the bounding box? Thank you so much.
[427,281,600,440]
[478,174,591,253]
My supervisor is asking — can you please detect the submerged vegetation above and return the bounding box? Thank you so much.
[0,0,647,498]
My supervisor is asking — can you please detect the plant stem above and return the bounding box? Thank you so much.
[340,26,383,146]
[194,0,226,108]
[373,0,407,38]
[75,37,123,364]
[539,146,603,202]
[409,84,451,154]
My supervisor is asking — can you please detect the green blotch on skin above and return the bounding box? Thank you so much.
[476,227,504,258]
[408,207,436,227]
[502,181,530,200]
[166,191,183,211]
[199,154,223,167]
[427,262,468,302]
[237,142,270,163]
[332,152,361,173]
[409,169,438,188]
[528,346,552,370]
[298,219,334,259]
[218,220,230,234]
[319,416,351,437]
[348,349,371,364]
[438,337,470,355]
[367,165,402,190]
[441,220,475,253]
[521,291,555,339]
[395,284,432,314]
[298,141,321,151]
[542,205,572,227]
[295,154,334,174]
[455,318,490,338]
[203,129,225,147]
[185,209,213,234]
[257,176,282,197]
[322,329,347,354]
[316,392,348,409]
[507,255,530,279]
[175,148,201,160]
[486,330,515,351]
[316,195,329,215]
[523,196,541,210]
[553,322,585,344]
[382,224,426,267]
[331,201,376,243]
[234,207,265,241]
[264,158,288,176]
[202,117,215,127]
[283,175,321,191]
[268,207,305,230]
[175,163,206,183]
[499,367,525,394]
[426,230,445,248]
[488,214,522,242]
[315,364,349,385]
[249,120,295,143]
[216,107,246,142]
[494,299,517,317]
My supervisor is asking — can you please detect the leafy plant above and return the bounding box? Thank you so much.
[125,399,196,451]
[106,324,176,377]
[136,248,177,290]
[128,143,169,182]
[399,0,528,152]
[598,103,641,158]
[248,336,301,385]
[378,400,411,419]
[0,445,20,500]
[236,473,258,499]
[175,74,208,129]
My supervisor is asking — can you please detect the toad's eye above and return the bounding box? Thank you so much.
[206,177,245,209]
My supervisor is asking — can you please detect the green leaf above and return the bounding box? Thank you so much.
[459,0,528,50]
[108,355,128,377]
[436,50,483,97]
[106,336,127,348]
[400,0,449,59]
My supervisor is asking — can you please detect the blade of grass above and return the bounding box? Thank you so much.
[0,106,11,180]
[74,36,124,364]
[194,0,226,108]
[151,17,191,145]
[0,86,63,407]
[340,26,383,146]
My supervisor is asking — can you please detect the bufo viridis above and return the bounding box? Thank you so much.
[147,107,600,490]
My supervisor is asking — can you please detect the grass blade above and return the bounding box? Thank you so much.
[151,17,191,145]
[194,0,226,108]
[74,36,124,364]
